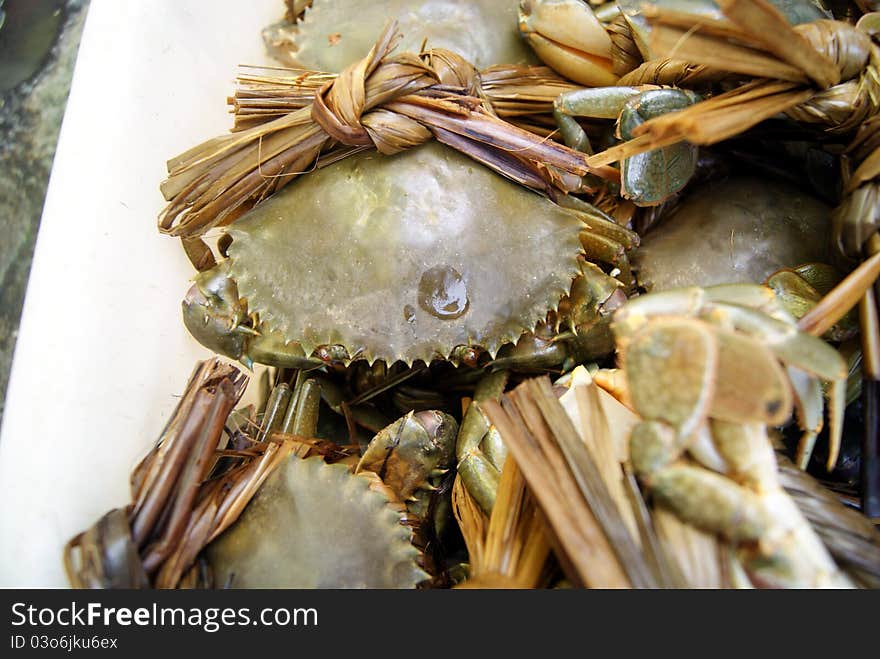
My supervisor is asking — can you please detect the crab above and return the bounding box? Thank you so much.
[263,0,537,74]
[179,0,656,375]
[608,283,854,587]
[206,377,460,588]
[632,175,837,293]
[517,0,829,88]
[183,142,636,371]
[518,0,832,208]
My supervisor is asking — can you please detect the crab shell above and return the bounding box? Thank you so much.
[200,1,598,367]
[632,176,833,292]
[207,455,428,588]
[227,142,585,365]
[267,0,537,72]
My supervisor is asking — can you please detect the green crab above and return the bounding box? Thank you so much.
[182,142,634,370]
[632,176,837,292]
[264,0,537,73]
[518,0,830,206]
[206,378,459,588]
[181,0,652,374]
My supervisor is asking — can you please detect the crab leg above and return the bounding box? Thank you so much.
[618,306,852,586]
[789,366,824,469]
[623,318,718,439]
[554,86,645,152]
[711,304,846,382]
[797,250,880,338]
[456,371,509,515]
[556,195,640,251]
[579,231,632,284]
[356,410,458,501]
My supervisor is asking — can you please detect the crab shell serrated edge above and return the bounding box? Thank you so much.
[205,455,429,588]
[229,249,581,366]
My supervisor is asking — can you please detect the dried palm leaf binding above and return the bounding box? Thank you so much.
[170,12,635,370]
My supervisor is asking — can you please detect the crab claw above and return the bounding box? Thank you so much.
[182,262,326,371]
[356,410,458,502]
[182,263,248,363]
[518,0,617,87]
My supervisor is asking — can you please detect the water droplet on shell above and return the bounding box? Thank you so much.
[417,266,469,320]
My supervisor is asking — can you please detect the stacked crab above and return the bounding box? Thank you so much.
[68,0,880,589]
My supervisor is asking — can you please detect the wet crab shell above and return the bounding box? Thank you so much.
[209,0,592,367]
[227,142,585,365]
[632,176,833,292]
[266,0,537,72]
[206,455,428,588]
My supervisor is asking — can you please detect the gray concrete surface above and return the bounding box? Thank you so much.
[0,0,89,423]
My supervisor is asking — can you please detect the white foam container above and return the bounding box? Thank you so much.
[0,0,280,586]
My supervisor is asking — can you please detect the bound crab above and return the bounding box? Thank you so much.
[65,358,461,589]
[174,0,868,510]
[207,391,461,588]
[174,2,656,376]
[523,0,880,263]
[518,0,880,461]
[595,268,880,587]
[182,143,633,371]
